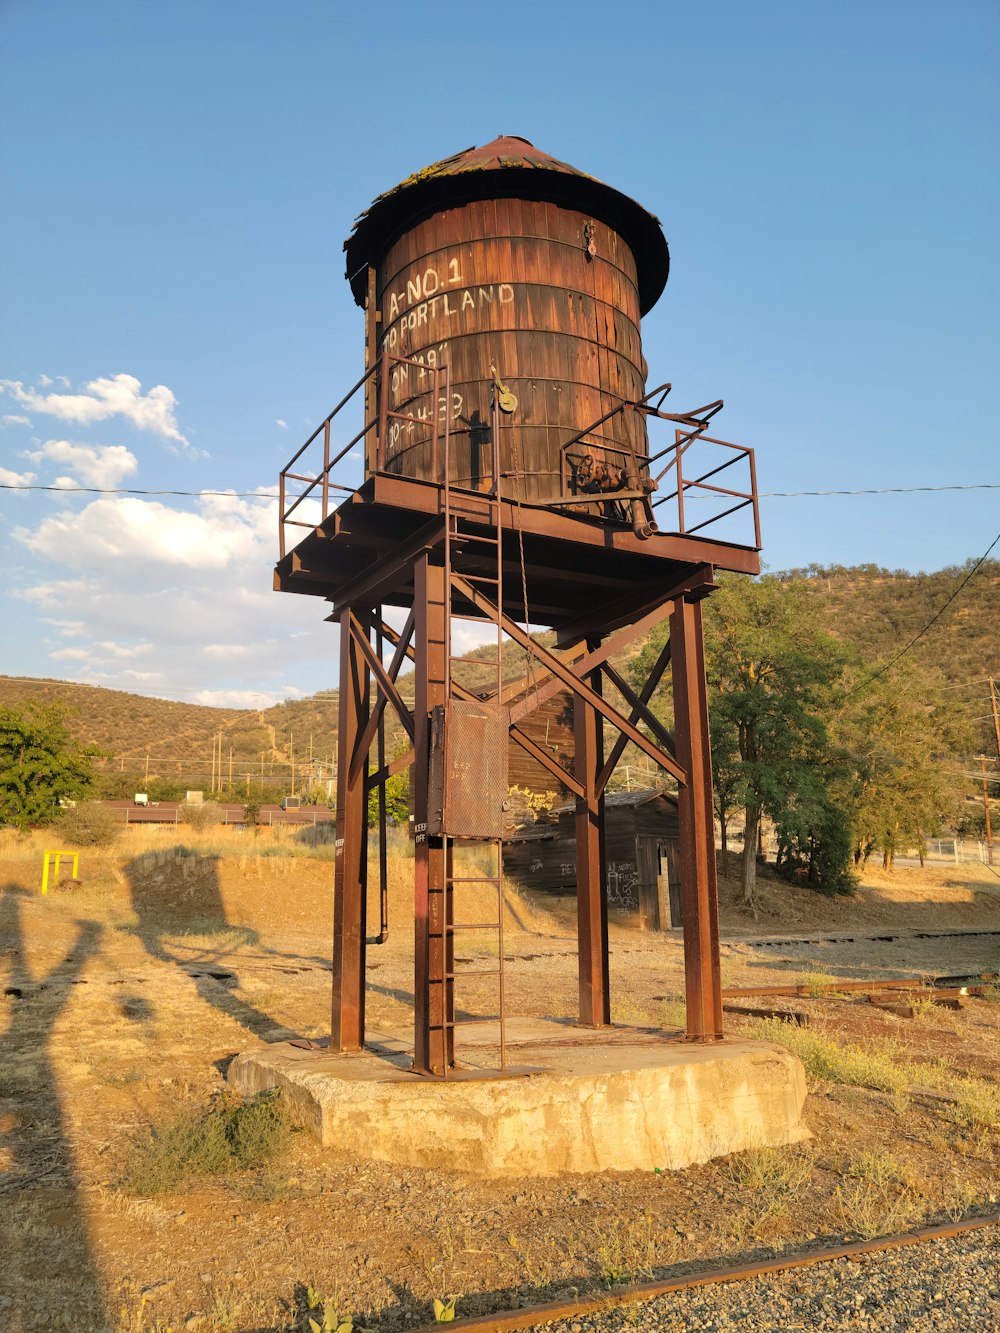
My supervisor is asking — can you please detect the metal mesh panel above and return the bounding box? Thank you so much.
[428,700,509,839]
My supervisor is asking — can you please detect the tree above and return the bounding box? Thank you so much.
[833,663,960,869]
[633,575,853,909]
[58,800,123,847]
[367,771,409,827]
[704,576,853,907]
[0,704,98,831]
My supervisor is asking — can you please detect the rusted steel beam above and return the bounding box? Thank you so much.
[597,636,673,796]
[555,564,717,648]
[412,556,453,1076]
[575,644,610,1027]
[601,660,675,753]
[330,518,445,611]
[722,1003,809,1026]
[453,574,685,784]
[670,589,723,1041]
[368,473,761,576]
[510,726,585,800]
[348,610,415,743]
[348,610,415,786]
[506,598,675,727]
[331,606,370,1052]
[720,978,986,999]
[366,747,415,788]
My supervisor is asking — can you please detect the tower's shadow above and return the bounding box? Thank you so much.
[122,849,292,1041]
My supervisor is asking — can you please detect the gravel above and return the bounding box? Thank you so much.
[539,1228,1000,1331]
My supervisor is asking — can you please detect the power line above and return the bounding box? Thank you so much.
[758,483,1000,498]
[0,483,280,499]
[844,528,1000,699]
[1,480,999,500]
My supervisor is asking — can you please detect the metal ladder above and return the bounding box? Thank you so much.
[440,389,507,1074]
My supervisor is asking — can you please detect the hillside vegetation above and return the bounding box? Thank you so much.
[1,560,997,798]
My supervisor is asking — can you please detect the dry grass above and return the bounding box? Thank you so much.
[744,1017,911,1099]
[722,1146,814,1248]
[118,1090,293,1195]
[591,1211,675,1286]
[833,1178,921,1239]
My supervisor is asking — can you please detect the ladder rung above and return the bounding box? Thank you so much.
[454,533,501,545]
[449,656,501,666]
[447,922,502,931]
[447,876,501,883]
[445,968,502,979]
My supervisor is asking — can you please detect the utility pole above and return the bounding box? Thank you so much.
[981,755,994,865]
[990,676,1000,763]
[228,747,233,791]
[144,752,150,783]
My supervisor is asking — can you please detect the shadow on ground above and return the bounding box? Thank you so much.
[122,849,293,1041]
[0,883,107,1330]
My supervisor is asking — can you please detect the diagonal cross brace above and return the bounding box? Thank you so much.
[597,636,673,795]
[601,661,675,754]
[347,609,415,784]
[505,602,675,727]
[451,574,687,786]
[378,615,584,799]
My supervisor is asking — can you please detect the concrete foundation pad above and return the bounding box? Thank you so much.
[228,1020,809,1177]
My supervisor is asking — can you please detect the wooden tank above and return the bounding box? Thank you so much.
[344,136,670,504]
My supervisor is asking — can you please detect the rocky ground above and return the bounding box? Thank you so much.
[539,1228,1000,1332]
[1,831,998,1332]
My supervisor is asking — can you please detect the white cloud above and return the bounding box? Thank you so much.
[203,642,264,659]
[10,488,333,704]
[0,465,36,486]
[40,618,86,637]
[15,491,273,569]
[275,418,288,430]
[1,373,188,445]
[191,688,294,708]
[24,440,138,489]
[451,619,500,655]
[2,414,31,427]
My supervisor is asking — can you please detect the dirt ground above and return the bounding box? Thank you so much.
[1,830,998,1332]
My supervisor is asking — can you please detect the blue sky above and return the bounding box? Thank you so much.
[1,0,997,704]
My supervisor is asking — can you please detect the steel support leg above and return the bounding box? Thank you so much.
[670,591,724,1040]
[413,557,454,1075]
[331,606,371,1051]
[575,639,610,1026]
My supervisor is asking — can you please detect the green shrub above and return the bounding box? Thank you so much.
[120,1090,292,1195]
[178,800,223,831]
[57,800,123,847]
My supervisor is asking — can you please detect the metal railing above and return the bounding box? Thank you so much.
[279,360,761,557]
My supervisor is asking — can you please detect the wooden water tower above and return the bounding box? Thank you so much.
[275,135,761,1078]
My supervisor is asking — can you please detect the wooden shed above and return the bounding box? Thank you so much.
[504,789,681,931]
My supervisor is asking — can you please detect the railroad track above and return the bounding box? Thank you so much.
[406,1213,1000,1332]
[738,928,1000,949]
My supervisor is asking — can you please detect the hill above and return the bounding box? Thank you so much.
[780,559,1000,755]
[1,559,997,797]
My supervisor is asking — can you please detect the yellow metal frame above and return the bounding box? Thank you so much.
[42,850,78,895]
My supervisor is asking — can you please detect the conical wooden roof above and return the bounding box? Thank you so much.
[344,135,669,314]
